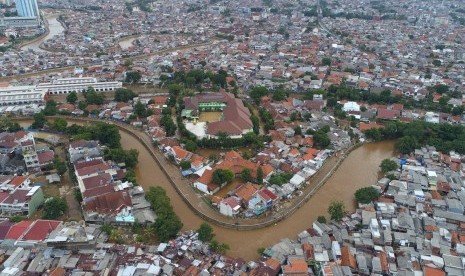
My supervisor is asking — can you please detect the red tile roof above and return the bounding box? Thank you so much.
[76,163,111,177]
[84,191,132,214]
[0,192,9,203]
[377,108,400,120]
[234,183,258,202]
[21,220,61,241]
[37,150,55,165]
[172,146,191,160]
[83,183,115,199]
[10,176,28,188]
[260,188,278,201]
[2,189,30,204]
[82,173,112,191]
[74,159,105,170]
[5,220,33,240]
[282,259,308,275]
[424,265,446,276]
[0,220,14,240]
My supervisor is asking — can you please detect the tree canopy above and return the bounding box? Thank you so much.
[53,158,67,176]
[104,148,139,168]
[354,187,379,204]
[66,91,78,104]
[364,120,465,154]
[249,86,269,104]
[380,159,398,174]
[125,71,142,83]
[43,197,68,219]
[241,168,253,182]
[84,87,105,105]
[31,112,47,129]
[328,201,345,221]
[114,88,137,102]
[197,223,215,242]
[145,187,183,242]
[212,169,234,185]
[51,118,68,132]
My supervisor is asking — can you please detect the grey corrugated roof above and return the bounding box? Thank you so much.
[434,209,465,223]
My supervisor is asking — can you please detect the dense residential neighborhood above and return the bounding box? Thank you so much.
[2,0,465,274]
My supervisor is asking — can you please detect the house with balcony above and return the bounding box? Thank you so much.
[0,186,44,217]
[247,188,278,216]
[68,140,102,163]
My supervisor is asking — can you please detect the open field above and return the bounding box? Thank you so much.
[199,111,222,123]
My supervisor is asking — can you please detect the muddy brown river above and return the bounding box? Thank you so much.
[121,131,395,259]
[20,120,394,259]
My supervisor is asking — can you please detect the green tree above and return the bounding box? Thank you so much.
[101,223,114,235]
[74,189,83,203]
[134,101,147,117]
[321,57,332,66]
[31,112,47,129]
[250,114,260,134]
[272,89,287,101]
[78,100,88,110]
[328,201,345,221]
[90,122,121,148]
[256,166,264,185]
[43,100,58,116]
[354,187,379,204]
[43,197,68,219]
[395,136,418,154]
[84,87,105,105]
[432,59,442,67]
[185,140,198,152]
[53,158,67,176]
[51,118,68,132]
[379,159,398,174]
[241,168,252,182]
[146,187,183,242]
[210,240,230,254]
[317,215,327,223]
[314,131,331,148]
[66,91,78,104]
[9,215,24,223]
[161,114,177,136]
[180,160,191,170]
[433,84,449,94]
[109,229,124,244]
[197,223,215,242]
[104,148,139,168]
[290,112,298,122]
[212,169,234,185]
[249,86,269,104]
[125,71,142,83]
[114,88,136,102]
[0,117,22,132]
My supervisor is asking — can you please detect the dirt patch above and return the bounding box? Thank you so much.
[199,111,223,123]
[41,183,61,198]
[53,146,84,221]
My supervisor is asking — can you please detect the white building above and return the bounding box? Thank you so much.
[425,112,440,124]
[0,86,47,106]
[37,77,122,95]
[219,197,241,217]
[341,101,361,112]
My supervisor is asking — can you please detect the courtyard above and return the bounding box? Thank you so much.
[199,111,223,123]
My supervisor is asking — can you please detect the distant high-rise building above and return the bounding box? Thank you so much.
[15,0,40,18]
